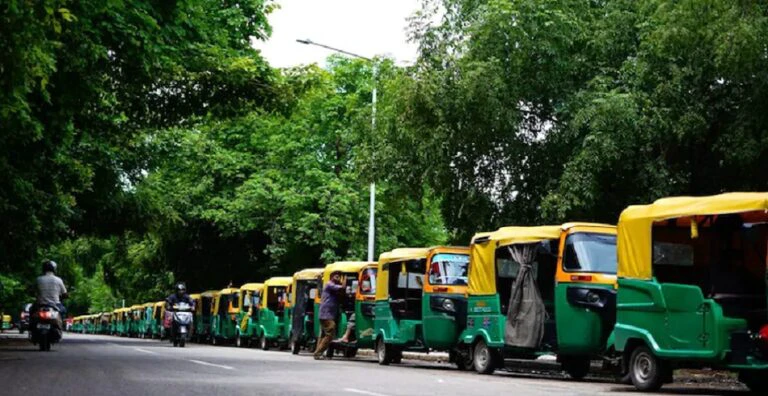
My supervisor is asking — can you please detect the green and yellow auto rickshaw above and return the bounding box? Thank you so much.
[98,312,111,334]
[194,290,219,343]
[461,223,618,378]
[149,301,164,339]
[234,283,263,348]
[315,261,377,358]
[210,287,240,345]
[114,308,130,336]
[70,316,82,333]
[288,268,324,354]
[614,192,768,392]
[373,247,471,366]
[127,304,143,337]
[137,303,153,338]
[254,277,292,350]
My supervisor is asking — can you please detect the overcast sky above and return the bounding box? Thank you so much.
[255,0,422,68]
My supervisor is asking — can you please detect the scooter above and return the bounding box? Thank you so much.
[31,305,62,351]
[170,302,193,347]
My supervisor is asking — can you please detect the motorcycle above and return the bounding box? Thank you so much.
[31,305,62,351]
[170,302,193,347]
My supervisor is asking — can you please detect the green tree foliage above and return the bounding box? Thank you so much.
[1,0,277,313]
[372,0,768,240]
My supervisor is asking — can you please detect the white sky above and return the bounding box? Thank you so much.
[255,0,422,68]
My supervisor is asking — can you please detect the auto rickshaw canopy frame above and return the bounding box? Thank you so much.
[468,223,616,295]
[618,192,768,280]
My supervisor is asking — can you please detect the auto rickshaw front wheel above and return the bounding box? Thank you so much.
[739,370,768,392]
[628,345,663,392]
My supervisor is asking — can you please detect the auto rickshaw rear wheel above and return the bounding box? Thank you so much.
[260,334,269,351]
[560,356,591,380]
[236,333,243,348]
[629,345,663,392]
[739,370,768,392]
[473,340,496,374]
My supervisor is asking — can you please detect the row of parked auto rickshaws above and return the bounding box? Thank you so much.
[72,193,768,392]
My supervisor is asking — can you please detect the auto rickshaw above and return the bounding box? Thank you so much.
[98,312,112,334]
[137,303,154,338]
[150,301,165,339]
[254,277,292,350]
[234,283,264,348]
[114,308,130,336]
[194,290,219,343]
[210,287,240,345]
[374,247,471,367]
[461,223,618,378]
[1,314,10,331]
[287,268,323,354]
[188,293,200,340]
[70,316,80,333]
[614,192,768,392]
[315,261,377,358]
[127,304,143,337]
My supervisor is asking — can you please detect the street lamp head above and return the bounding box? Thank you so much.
[296,39,312,45]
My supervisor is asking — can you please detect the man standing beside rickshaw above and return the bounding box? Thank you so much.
[314,271,345,360]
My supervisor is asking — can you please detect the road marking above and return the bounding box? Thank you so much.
[188,359,234,370]
[134,348,157,355]
[344,389,390,396]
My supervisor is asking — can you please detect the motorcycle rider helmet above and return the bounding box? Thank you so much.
[42,260,57,274]
[175,282,187,297]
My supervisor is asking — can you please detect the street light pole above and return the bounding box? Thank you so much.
[296,39,377,262]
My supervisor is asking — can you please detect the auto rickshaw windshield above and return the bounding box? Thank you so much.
[562,232,617,274]
[429,253,469,285]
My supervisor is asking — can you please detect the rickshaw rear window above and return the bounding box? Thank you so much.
[563,233,617,274]
[429,253,469,285]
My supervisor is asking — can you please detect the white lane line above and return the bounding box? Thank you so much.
[188,359,234,370]
[133,348,157,355]
[344,389,391,396]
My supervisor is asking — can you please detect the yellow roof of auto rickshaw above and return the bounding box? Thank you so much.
[469,223,616,295]
[293,268,324,281]
[142,302,154,308]
[263,277,292,288]
[618,192,768,280]
[218,287,240,295]
[153,301,165,308]
[322,261,375,283]
[239,283,264,292]
[129,304,143,310]
[189,293,201,299]
[378,248,431,264]
[201,290,220,297]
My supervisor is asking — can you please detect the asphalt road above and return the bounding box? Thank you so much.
[0,333,750,396]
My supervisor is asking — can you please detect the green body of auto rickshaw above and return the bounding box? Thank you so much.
[194,290,219,343]
[138,303,153,338]
[614,192,768,392]
[98,312,111,334]
[373,247,471,367]
[253,277,292,350]
[460,223,618,378]
[234,283,263,348]
[210,287,240,345]
[288,268,324,354]
[314,261,377,358]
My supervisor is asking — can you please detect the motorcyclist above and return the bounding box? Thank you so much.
[165,282,194,309]
[164,283,194,337]
[34,260,68,329]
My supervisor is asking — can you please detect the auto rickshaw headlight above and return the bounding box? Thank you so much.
[442,299,455,312]
[586,291,601,304]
